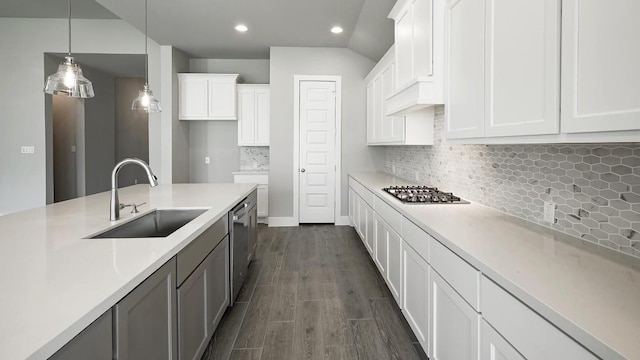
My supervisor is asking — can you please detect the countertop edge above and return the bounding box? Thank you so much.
[349,172,627,360]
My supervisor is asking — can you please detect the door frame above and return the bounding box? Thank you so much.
[292,75,342,225]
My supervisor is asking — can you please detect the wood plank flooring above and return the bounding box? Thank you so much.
[201,225,428,360]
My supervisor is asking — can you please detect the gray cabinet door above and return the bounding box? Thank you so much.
[49,309,112,360]
[178,235,230,360]
[115,258,177,360]
[248,205,257,262]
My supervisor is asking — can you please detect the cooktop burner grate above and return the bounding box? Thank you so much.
[382,185,469,204]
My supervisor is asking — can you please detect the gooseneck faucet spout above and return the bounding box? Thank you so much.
[110,158,158,221]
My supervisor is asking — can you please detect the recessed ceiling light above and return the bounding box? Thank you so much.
[331,26,343,34]
[235,24,248,32]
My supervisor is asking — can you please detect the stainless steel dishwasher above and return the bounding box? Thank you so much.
[229,190,257,303]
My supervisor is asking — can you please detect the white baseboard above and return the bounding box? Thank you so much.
[335,216,351,226]
[268,217,298,227]
[258,217,269,225]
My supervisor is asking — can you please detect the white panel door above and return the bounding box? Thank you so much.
[480,320,525,360]
[430,271,480,360]
[255,88,270,145]
[561,0,640,133]
[484,0,560,137]
[445,0,485,139]
[298,80,336,223]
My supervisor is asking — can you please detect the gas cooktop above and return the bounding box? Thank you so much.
[383,185,469,204]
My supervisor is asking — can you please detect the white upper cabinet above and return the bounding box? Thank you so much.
[237,85,270,146]
[387,0,445,115]
[366,47,415,145]
[179,74,239,120]
[444,0,485,139]
[561,0,640,133]
[484,0,560,137]
[445,0,561,139]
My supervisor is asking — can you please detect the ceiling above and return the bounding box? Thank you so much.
[1,0,395,61]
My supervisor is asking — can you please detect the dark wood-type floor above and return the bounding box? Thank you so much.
[201,224,429,360]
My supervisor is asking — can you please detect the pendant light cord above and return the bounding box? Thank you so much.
[67,0,71,55]
[144,0,149,83]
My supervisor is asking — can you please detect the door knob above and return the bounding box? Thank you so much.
[300,168,306,172]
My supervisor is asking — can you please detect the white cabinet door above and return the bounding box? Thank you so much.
[373,76,384,142]
[445,0,485,139]
[255,88,270,145]
[402,242,430,354]
[179,76,209,120]
[356,196,365,241]
[395,2,414,87]
[237,85,270,146]
[237,87,256,145]
[374,215,387,275]
[365,203,375,256]
[480,320,525,360]
[561,0,640,133]
[366,82,376,144]
[484,0,560,137]
[386,225,403,305]
[430,271,480,360]
[257,185,268,217]
[349,189,355,225]
[208,80,237,120]
[381,61,406,143]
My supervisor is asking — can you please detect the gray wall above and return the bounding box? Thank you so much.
[187,59,271,183]
[189,59,270,83]
[161,46,191,184]
[269,47,385,219]
[115,78,149,187]
[0,18,162,215]
[83,65,116,196]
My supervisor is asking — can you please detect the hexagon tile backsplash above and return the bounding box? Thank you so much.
[384,106,640,259]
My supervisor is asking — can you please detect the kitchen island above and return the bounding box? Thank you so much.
[0,183,256,359]
[349,171,640,360]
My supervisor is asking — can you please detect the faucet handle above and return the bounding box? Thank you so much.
[119,202,147,214]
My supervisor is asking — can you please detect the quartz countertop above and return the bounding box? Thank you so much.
[350,172,640,360]
[232,169,269,175]
[0,183,256,360]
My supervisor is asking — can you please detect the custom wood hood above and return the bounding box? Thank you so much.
[386,0,444,116]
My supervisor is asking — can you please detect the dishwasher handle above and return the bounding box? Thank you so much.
[232,203,249,222]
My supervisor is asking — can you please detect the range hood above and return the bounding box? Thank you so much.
[385,0,444,116]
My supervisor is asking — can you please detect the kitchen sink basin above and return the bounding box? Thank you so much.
[89,209,207,238]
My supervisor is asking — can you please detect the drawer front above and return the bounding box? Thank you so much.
[374,196,402,234]
[401,217,430,263]
[481,276,597,360]
[348,177,375,207]
[430,239,480,311]
[177,214,229,286]
[233,174,268,184]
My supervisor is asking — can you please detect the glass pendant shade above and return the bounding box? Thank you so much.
[131,83,161,112]
[44,56,95,98]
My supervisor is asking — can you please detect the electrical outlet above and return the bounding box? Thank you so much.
[392,165,396,174]
[543,201,556,224]
[415,171,420,181]
[71,145,76,153]
[205,157,210,164]
[21,146,34,154]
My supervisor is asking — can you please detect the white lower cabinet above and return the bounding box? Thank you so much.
[402,241,430,353]
[430,270,480,360]
[365,203,375,256]
[233,173,268,221]
[374,214,387,275]
[386,225,402,304]
[481,320,525,360]
[481,276,597,360]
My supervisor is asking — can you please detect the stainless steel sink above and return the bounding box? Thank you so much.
[90,209,207,238]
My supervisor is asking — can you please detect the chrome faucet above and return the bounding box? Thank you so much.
[110,158,159,221]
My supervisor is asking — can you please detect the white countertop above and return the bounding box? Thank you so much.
[350,172,640,360]
[0,183,256,360]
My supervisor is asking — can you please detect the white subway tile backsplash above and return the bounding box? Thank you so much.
[385,106,640,259]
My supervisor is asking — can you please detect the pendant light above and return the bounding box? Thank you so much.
[132,0,161,112]
[44,0,94,98]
